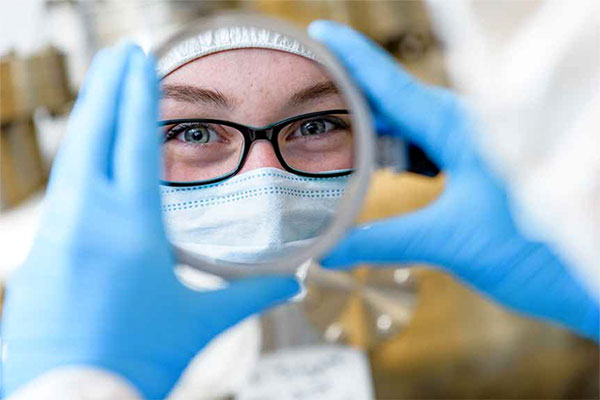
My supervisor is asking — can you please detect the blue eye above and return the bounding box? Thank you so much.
[300,119,329,136]
[167,123,222,144]
[183,126,212,143]
[287,117,349,141]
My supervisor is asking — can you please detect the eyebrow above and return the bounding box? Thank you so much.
[162,80,341,110]
[287,81,340,107]
[162,84,235,109]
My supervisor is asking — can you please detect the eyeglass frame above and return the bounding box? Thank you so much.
[159,109,354,187]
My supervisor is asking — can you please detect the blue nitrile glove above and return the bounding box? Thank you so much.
[308,21,599,340]
[1,43,299,398]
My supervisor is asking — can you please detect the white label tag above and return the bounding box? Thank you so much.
[237,345,374,400]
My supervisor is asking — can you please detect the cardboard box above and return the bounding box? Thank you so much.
[0,54,38,124]
[30,47,72,115]
[0,118,46,209]
[0,47,72,125]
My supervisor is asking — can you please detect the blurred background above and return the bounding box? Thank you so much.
[0,1,598,399]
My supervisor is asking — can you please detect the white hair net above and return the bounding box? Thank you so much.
[157,25,318,78]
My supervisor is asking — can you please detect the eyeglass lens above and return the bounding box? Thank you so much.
[161,112,354,184]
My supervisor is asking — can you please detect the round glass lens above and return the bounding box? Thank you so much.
[277,112,354,173]
[161,121,244,183]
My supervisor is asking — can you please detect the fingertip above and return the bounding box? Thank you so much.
[127,48,158,86]
[89,47,113,67]
[276,276,301,298]
[319,235,360,269]
[114,39,142,53]
[240,275,301,299]
[145,52,158,73]
[307,19,340,40]
[124,46,159,100]
[76,47,112,99]
[113,41,146,70]
[308,20,368,45]
[128,46,146,68]
[320,247,359,269]
[319,254,355,270]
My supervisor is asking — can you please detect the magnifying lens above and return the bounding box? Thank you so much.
[152,13,374,279]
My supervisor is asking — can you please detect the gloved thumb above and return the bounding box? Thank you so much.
[191,275,300,337]
[321,204,445,269]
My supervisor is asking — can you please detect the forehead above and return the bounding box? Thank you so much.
[162,48,330,92]
[160,48,344,123]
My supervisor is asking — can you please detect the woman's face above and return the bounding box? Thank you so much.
[159,49,352,181]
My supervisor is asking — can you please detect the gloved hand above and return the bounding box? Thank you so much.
[308,21,599,340]
[1,43,299,398]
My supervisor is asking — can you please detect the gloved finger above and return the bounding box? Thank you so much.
[321,202,447,268]
[113,48,161,199]
[192,276,300,336]
[53,42,138,182]
[308,20,473,169]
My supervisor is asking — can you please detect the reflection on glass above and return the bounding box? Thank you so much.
[157,24,356,266]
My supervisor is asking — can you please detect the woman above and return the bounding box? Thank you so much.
[3,21,597,400]
[158,26,353,264]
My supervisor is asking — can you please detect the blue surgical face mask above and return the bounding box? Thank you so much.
[161,168,349,264]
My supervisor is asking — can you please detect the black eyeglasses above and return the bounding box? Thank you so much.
[159,109,354,186]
